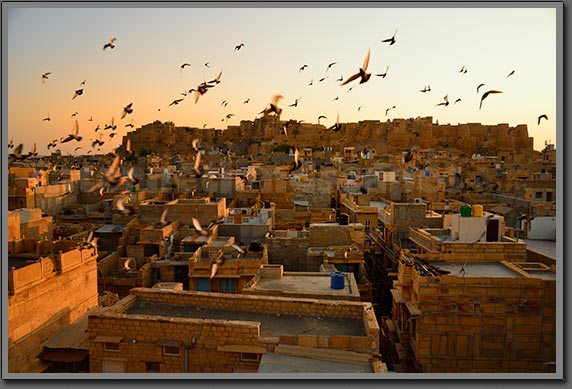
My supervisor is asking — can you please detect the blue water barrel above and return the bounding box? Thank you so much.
[330,272,345,289]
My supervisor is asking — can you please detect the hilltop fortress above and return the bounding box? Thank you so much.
[122,116,533,156]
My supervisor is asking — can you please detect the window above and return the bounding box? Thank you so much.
[104,342,120,352]
[219,278,237,293]
[240,353,260,362]
[535,191,543,199]
[145,362,160,373]
[163,346,180,356]
[197,278,210,291]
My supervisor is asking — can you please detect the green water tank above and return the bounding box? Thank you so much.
[460,205,472,217]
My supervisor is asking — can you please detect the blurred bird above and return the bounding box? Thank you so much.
[307,79,313,86]
[71,112,78,118]
[454,98,462,104]
[476,83,486,93]
[340,48,371,86]
[60,120,82,143]
[169,98,184,106]
[385,105,396,116]
[326,62,337,72]
[289,97,301,107]
[41,72,51,83]
[8,144,25,166]
[328,112,342,132]
[47,139,59,149]
[259,94,283,117]
[317,115,327,124]
[299,64,308,72]
[289,148,301,174]
[103,37,117,50]
[479,90,503,110]
[381,29,398,45]
[104,117,117,130]
[42,115,51,121]
[234,43,245,51]
[192,217,209,236]
[204,62,210,68]
[191,138,200,153]
[459,65,468,74]
[537,114,548,125]
[221,100,228,107]
[180,63,191,72]
[506,70,515,78]
[243,98,250,104]
[116,197,135,215]
[125,119,134,128]
[72,88,83,99]
[337,74,343,82]
[121,102,133,119]
[159,209,168,226]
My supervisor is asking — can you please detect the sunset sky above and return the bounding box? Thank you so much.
[6,5,559,155]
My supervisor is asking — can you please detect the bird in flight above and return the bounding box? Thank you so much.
[103,37,116,50]
[259,94,284,117]
[317,115,327,125]
[307,79,313,86]
[454,98,462,104]
[385,105,396,116]
[72,88,83,99]
[537,114,548,125]
[60,120,82,143]
[180,63,191,72]
[289,97,301,107]
[243,98,250,104]
[436,95,449,107]
[221,100,229,107]
[420,85,431,93]
[326,62,337,72]
[340,48,371,86]
[299,64,308,72]
[319,76,328,82]
[121,102,133,119]
[381,29,398,45]
[459,65,468,74]
[125,119,134,128]
[104,116,117,131]
[169,98,184,106]
[506,70,515,78]
[42,115,51,121]
[41,72,51,83]
[376,65,389,78]
[328,112,342,132]
[204,62,210,68]
[234,43,245,51]
[476,83,486,93]
[479,90,503,110]
[337,74,343,82]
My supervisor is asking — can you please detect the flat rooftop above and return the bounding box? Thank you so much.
[248,273,360,299]
[525,239,557,260]
[434,262,522,278]
[257,353,373,373]
[125,301,365,337]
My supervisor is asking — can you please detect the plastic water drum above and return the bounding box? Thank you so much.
[472,204,484,217]
[330,272,345,289]
[460,205,472,217]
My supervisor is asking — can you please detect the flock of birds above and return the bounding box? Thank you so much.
[11,30,551,171]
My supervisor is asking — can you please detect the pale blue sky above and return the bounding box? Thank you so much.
[7,5,558,154]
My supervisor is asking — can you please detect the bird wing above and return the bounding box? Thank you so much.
[191,138,200,152]
[160,209,168,225]
[271,94,283,106]
[362,48,371,71]
[73,119,79,136]
[192,217,204,233]
[340,72,360,86]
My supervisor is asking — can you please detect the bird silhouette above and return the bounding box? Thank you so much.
[537,114,548,125]
[125,119,134,128]
[376,65,389,78]
[169,98,184,106]
[121,102,133,119]
[103,37,116,50]
[459,65,468,74]
[42,115,51,121]
[41,72,51,83]
[234,43,245,51]
[243,98,250,104]
[317,115,327,124]
[479,90,503,110]
[60,120,82,143]
[259,94,283,117]
[476,83,486,93]
[288,148,301,174]
[340,48,371,86]
[180,63,191,72]
[104,117,117,130]
[436,95,449,107]
[289,97,301,107]
[326,62,337,72]
[8,144,26,166]
[192,217,209,236]
[385,105,396,115]
[319,76,328,82]
[328,112,342,132]
[307,79,313,86]
[72,88,83,99]
[299,64,308,72]
[454,98,462,104]
[506,70,515,78]
[381,29,397,45]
